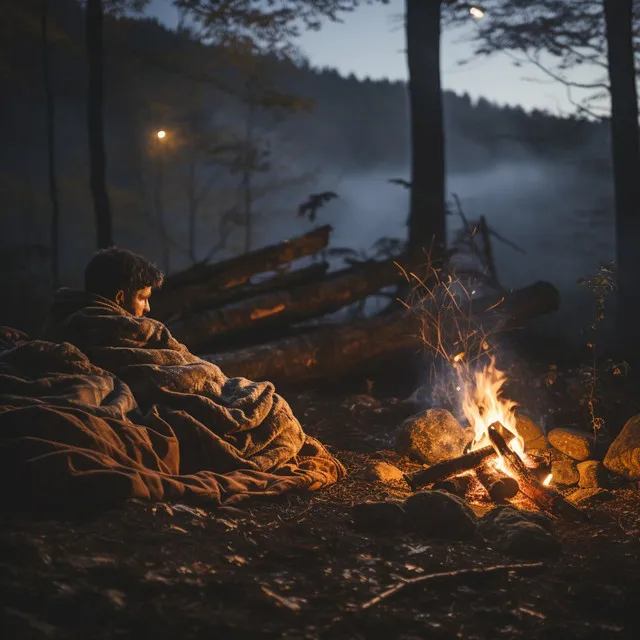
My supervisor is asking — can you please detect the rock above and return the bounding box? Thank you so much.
[363,461,406,484]
[577,460,609,489]
[604,414,640,480]
[515,414,549,451]
[480,507,560,559]
[550,459,579,487]
[567,488,615,506]
[404,490,477,539]
[352,501,406,532]
[548,428,594,461]
[395,408,470,465]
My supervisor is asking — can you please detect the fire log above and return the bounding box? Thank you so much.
[433,474,474,498]
[475,461,520,502]
[153,225,332,320]
[203,280,560,384]
[171,255,418,352]
[487,423,587,521]
[407,446,496,491]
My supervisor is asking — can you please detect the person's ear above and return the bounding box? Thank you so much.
[115,290,125,306]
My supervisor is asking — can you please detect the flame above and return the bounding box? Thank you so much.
[542,473,553,487]
[461,357,526,476]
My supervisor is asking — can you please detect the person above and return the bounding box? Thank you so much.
[83,247,164,318]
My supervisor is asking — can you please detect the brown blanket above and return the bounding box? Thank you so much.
[0,290,344,510]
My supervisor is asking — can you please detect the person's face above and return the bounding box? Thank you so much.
[115,286,152,317]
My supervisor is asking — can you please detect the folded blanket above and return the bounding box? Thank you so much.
[0,290,344,510]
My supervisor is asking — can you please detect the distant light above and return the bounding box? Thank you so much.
[470,6,485,19]
[156,130,167,140]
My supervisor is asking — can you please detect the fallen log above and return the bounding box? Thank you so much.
[152,225,332,319]
[203,280,560,385]
[407,446,496,491]
[167,261,330,321]
[487,423,587,521]
[475,461,520,502]
[171,255,418,352]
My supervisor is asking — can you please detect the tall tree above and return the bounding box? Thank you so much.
[40,0,60,287]
[445,0,640,354]
[406,0,446,253]
[604,0,640,355]
[85,0,113,248]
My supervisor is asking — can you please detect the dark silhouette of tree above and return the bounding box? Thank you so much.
[604,0,640,355]
[40,0,60,288]
[444,0,640,353]
[405,0,446,253]
[85,0,113,248]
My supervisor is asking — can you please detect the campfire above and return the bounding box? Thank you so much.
[407,357,585,522]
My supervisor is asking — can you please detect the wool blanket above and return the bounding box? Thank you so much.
[0,290,344,510]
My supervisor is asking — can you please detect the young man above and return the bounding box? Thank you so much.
[83,247,164,317]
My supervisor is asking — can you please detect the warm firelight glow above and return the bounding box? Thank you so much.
[461,357,527,476]
[543,473,553,487]
[156,130,167,140]
[470,6,485,19]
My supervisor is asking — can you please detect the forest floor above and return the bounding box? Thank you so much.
[2,332,640,640]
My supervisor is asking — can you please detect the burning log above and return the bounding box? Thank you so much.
[153,225,332,320]
[171,255,419,352]
[475,461,520,502]
[487,423,587,521]
[204,280,560,383]
[407,446,495,491]
[432,474,474,498]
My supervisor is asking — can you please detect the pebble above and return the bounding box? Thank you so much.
[548,428,594,461]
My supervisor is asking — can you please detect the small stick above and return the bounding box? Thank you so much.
[406,446,495,491]
[475,461,520,502]
[487,423,587,521]
[360,562,545,610]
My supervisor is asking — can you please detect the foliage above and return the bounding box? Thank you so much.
[444,0,640,118]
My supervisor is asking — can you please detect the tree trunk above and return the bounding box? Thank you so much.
[405,0,446,254]
[41,0,60,289]
[169,255,418,352]
[603,0,640,358]
[85,0,113,249]
[204,281,559,383]
[155,224,332,309]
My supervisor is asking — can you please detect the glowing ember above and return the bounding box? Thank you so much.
[542,473,553,487]
[460,357,527,477]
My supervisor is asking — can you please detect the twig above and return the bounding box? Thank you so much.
[360,562,545,610]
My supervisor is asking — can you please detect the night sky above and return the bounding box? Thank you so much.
[147,0,602,114]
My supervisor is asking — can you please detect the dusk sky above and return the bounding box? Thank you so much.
[147,0,601,115]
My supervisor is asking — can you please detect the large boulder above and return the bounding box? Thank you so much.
[604,415,640,480]
[550,458,579,487]
[548,428,594,461]
[395,408,470,465]
[404,490,478,539]
[515,414,549,451]
[480,507,560,559]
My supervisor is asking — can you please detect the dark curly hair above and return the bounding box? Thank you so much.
[84,247,164,299]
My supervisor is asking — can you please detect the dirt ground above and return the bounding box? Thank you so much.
[2,347,640,639]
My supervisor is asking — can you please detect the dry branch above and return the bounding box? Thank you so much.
[359,562,545,610]
[407,446,495,491]
[487,423,587,521]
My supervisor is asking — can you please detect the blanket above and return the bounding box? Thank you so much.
[0,290,344,510]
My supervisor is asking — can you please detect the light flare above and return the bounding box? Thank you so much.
[470,6,485,19]
[542,473,553,487]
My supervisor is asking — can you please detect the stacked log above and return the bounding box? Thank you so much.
[153,225,560,385]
